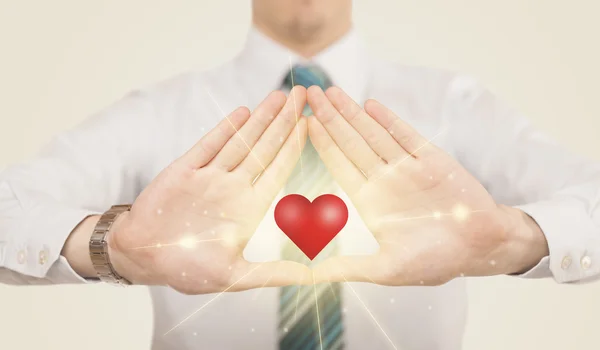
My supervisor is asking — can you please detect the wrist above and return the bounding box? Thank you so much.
[498,204,549,275]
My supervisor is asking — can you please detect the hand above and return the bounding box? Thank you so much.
[108,87,311,294]
[307,86,549,286]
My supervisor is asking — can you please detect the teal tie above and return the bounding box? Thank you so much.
[279,65,345,350]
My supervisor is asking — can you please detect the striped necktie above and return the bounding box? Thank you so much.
[279,64,345,350]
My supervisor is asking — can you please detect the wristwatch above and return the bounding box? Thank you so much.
[89,204,132,285]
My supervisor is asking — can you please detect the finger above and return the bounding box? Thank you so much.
[254,117,308,199]
[180,107,251,168]
[364,99,435,157]
[307,86,385,177]
[230,260,312,291]
[326,87,406,162]
[312,254,389,284]
[210,91,287,170]
[235,86,307,179]
[307,116,366,194]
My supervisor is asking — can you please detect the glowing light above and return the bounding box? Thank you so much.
[452,203,470,222]
[312,272,324,350]
[339,271,398,350]
[179,236,197,249]
[433,211,442,220]
[372,131,444,183]
[156,243,162,248]
[289,56,304,175]
[204,87,266,171]
[157,209,163,215]
[489,260,497,266]
[163,263,264,336]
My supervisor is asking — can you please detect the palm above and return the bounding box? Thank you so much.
[306,86,507,286]
[111,88,312,294]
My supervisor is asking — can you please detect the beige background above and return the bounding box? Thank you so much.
[1,0,599,349]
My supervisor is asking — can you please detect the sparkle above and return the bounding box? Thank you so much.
[204,280,208,284]
[428,305,432,311]
[390,130,394,135]
[283,327,289,333]
[203,210,208,215]
[390,298,395,304]
[312,271,324,350]
[489,260,497,266]
[280,136,284,143]
[342,308,348,314]
[181,272,187,277]
[156,243,162,248]
[339,271,398,350]
[452,203,470,222]
[420,280,424,285]
[163,263,264,336]
[157,209,163,215]
[220,212,226,218]
[448,173,454,180]
[204,88,266,171]
[461,188,466,193]
[193,332,197,336]
[436,240,442,245]
[179,236,198,249]
[192,202,196,207]
[222,231,240,248]
[228,266,232,270]
[251,328,255,333]
[372,131,445,183]
[200,127,205,132]
[429,175,434,180]
[185,222,191,227]
[433,211,442,220]
[460,272,465,277]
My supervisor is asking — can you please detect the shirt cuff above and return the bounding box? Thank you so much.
[1,202,101,284]
[514,198,600,283]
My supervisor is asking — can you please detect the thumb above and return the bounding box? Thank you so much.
[312,254,388,285]
[229,260,312,292]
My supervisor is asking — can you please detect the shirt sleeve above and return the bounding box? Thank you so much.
[444,75,600,284]
[0,89,159,285]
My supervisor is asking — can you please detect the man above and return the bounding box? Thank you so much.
[1,1,599,350]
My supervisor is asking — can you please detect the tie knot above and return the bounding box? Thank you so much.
[283,64,332,91]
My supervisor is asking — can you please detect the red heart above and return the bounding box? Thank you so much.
[274,194,348,260]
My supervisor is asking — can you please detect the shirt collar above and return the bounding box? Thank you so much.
[236,26,370,104]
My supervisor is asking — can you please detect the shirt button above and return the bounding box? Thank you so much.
[581,256,592,270]
[561,256,572,270]
[17,250,27,264]
[38,250,48,265]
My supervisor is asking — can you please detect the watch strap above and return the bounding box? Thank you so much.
[89,204,132,285]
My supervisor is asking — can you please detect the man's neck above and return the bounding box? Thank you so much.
[252,22,352,59]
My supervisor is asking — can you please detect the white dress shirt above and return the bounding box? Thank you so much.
[1,26,600,350]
